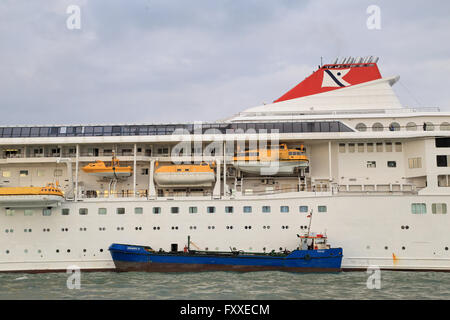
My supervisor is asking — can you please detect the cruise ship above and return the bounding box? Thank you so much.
[1,56,449,272]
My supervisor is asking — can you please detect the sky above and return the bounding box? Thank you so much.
[0,0,449,125]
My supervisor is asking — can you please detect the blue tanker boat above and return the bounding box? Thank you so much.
[109,233,343,273]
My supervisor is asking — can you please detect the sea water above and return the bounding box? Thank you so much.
[0,271,449,300]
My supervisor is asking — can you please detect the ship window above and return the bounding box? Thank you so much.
[39,127,49,136]
[20,127,31,137]
[116,208,125,215]
[387,161,397,168]
[389,122,400,131]
[432,203,447,214]
[408,157,422,169]
[97,208,106,215]
[299,206,308,213]
[84,127,94,136]
[112,126,121,136]
[2,171,11,177]
[437,155,448,167]
[355,123,367,132]
[61,208,69,216]
[440,122,450,131]
[375,142,383,152]
[171,207,179,214]
[367,143,374,152]
[395,142,402,152]
[20,170,28,177]
[225,206,233,214]
[79,208,88,215]
[318,205,327,213]
[436,138,450,148]
[189,207,198,214]
[283,123,293,133]
[262,206,271,213]
[103,126,112,135]
[438,175,450,187]
[243,206,252,213]
[207,206,215,214]
[406,122,417,131]
[320,122,330,132]
[134,207,143,214]
[348,143,355,153]
[12,127,21,137]
[2,127,12,137]
[330,122,340,132]
[6,209,15,216]
[280,206,289,213]
[367,161,376,168]
[153,207,161,214]
[372,123,384,132]
[424,122,434,131]
[42,208,51,216]
[411,203,426,214]
[385,142,393,152]
[93,126,103,136]
[357,143,364,152]
[24,209,33,216]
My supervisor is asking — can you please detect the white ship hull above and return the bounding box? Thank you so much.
[1,193,449,272]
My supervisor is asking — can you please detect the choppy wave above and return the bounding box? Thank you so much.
[0,271,449,300]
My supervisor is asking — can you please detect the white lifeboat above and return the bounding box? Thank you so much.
[153,162,215,187]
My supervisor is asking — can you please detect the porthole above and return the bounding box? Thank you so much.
[372,123,384,132]
[406,122,417,131]
[355,123,367,132]
[440,122,450,131]
[389,122,400,131]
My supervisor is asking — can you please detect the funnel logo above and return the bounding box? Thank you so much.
[322,69,350,88]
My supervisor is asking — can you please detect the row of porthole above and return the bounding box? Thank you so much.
[355,122,450,132]
[4,249,105,254]
[401,225,410,230]
[5,225,305,233]
[366,245,449,251]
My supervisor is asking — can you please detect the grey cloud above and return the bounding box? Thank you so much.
[0,0,449,125]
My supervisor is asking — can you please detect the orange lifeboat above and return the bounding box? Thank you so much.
[0,183,64,207]
[154,162,215,187]
[82,154,132,178]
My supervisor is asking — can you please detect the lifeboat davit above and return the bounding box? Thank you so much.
[0,183,64,207]
[82,155,132,178]
[233,144,309,175]
[154,162,215,187]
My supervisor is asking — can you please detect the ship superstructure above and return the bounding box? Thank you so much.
[1,56,449,272]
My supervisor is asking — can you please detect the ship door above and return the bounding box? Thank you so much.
[93,148,99,156]
[171,243,178,252]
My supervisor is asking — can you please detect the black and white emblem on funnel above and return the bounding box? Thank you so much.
[322,69,351,87]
